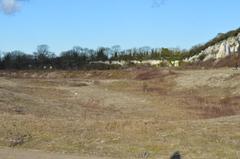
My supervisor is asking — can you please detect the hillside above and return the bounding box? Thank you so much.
[186,27,240,63]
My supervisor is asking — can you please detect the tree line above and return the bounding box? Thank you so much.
[1,27,240,70]
[0,44,188,70]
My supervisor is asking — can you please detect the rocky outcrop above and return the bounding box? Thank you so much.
[186,33,240,62]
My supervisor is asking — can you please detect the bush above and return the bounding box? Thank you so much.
[198,54,207,61]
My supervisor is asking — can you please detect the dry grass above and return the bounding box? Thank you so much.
[0,68,240,158]
[134,69,176,81]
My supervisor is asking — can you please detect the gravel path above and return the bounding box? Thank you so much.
[0,147,110,159]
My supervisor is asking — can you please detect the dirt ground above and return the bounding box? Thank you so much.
[0,147,111,159]
[0,68,239,159]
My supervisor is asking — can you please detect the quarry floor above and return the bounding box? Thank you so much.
[0,68,239,159]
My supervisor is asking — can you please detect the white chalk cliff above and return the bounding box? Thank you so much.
[187,33,240,62]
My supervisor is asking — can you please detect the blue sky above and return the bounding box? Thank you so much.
[0,0,240,54]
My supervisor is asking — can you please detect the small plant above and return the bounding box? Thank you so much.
[142,82,148,92]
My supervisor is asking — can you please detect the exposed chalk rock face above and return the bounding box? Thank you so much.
[217,42,230,59]
[186,33,240,62]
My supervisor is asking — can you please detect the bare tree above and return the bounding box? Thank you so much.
[34,44,55,68]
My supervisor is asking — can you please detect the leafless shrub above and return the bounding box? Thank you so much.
[135,69,176,80]
[70,82,88,87]
[188,95,240,118]
[142,82,148,92]
[8,133,32,147]
[200,105,236,118]
[93,80,101,85]
[12,106,25,115]
[142,151,150,159]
